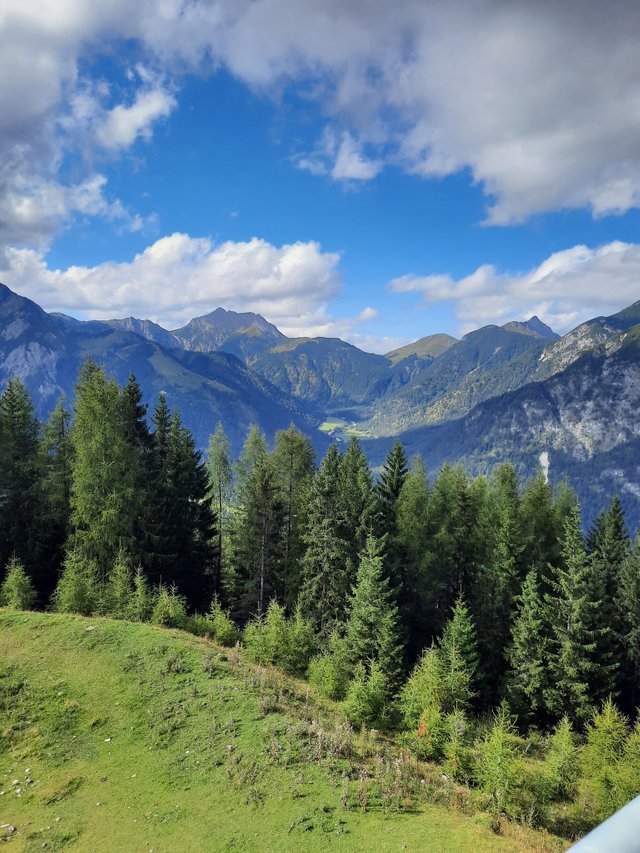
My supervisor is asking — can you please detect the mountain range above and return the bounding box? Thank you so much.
[1,281,639,527]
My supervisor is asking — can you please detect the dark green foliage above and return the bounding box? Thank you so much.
[206,422,233,596]
[271,425,315,607]
[437,597,478,713]
[343,661,388,728]
[506,570,548,725]
[0,556,37,610]
[618,537,640,711]
[345,535,404,694]
[0,379,42,583]
[152,585,188,629]
[53,550,100,616]
[300,444,350,632]
[231,427,284,619]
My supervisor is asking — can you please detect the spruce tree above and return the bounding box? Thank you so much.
[300,444,350,632]
[395,456,431,659]
[271,425,315,607]
[0,379,42,581]
[345,534,404,694]
[102,547,134,619]
[53,550,100,615]
[544,505,597,723]
[0,556,37,610]
[39,399,73,599]
[438,597,478,712]
[521,470,560,580]
[506,570,549,725]
[68,360,140,575]
[206,422,233,597]
[618,536,640,712]
[231,427,283,619]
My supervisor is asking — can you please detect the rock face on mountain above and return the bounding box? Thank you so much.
[173,307,285,362]
[0,284,320,454]
[502,315,559,340]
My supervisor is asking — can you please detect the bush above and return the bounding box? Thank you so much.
[579,699,629,824]
[53,551,100,616]
[243,615,270,664]
[473,704,518,822]
[101,547,133,619]
[209,597,240,646]
[281,604,316,676]
[0,556,36,610]
[343,661,387,729]
[152,585,187,629]
[308,632,350,700]
[401,646,443,730]
[545,715,579,800]
[128,567,155,622]
[442,710,471,781]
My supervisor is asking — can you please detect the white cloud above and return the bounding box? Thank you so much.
[389,241,640,334]
[4,0,640,248]
[0,233,347,331]
[96,86,177,150]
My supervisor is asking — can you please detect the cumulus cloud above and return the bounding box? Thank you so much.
[0,233,379,344]
[389,241,640,334]
[3,0,640,249]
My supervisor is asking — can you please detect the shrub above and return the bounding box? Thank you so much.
[343,661,387,729]
[281,604,316,676]
[101,547,133,619]
[308,632,350,700]
[243,615,270,664]
[53,551,100,615]
[545,715,579,800]
[400,646,443,730]
[128,567,155,622]
[580,699,629,824]
[442,710,471,781]
[152,585,187,629]
[209,596,239,647]
[473,704,518,823]
[0,556,37,610]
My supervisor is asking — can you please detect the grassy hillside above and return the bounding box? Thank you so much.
[0,611,562,852]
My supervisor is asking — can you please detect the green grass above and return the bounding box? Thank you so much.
[0,611,562,852]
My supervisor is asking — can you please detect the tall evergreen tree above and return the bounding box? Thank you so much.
[545,505,609,723]
[231,427,283,619]
[438,597,478,712]
[506,570,549,725]
[520,471,560,579]
[39,399,73,601]
[0,379,42,583]
[345,534,404,694]
[271,425,315,607]
[618,536,640,713]
[68,360,140,575]
[300,444,350,633]
[206,422,233,597]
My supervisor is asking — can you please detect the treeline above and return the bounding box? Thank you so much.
[2,363,640,832]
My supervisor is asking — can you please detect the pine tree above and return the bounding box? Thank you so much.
[345,534,404,694]
[376,440,409,595]
[231,427,283,619]
[544,505,598,723]
[206,422,233,597]
[438,597,478,712]
[271,425,315,607]
[0,379,42,582]
[618,537,640,712]
[0,556,37,610]
[300,444,350,632]
[39,399,73,599]
[474,703,518,823]
[129,566,155,622]
[68,360,140,575]
[102,547,134,619]
[53,550,100,615]
[506,570,549,725]
[521,471,560,580]
[395,456,431,659]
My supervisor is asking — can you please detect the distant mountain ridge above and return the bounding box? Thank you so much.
[2,280,640,526]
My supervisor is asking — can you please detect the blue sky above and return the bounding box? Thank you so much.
[2,2,640,352]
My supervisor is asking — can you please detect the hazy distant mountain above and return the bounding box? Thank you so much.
[502,316,559,340]
[0,284,321,454]
[362,320,640,527]
[3,282,640,524]
[173,307,285,361]
[385,333,458,365]
[106,317,181,350]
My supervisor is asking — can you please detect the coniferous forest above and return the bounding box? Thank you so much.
[2,360,640,837]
